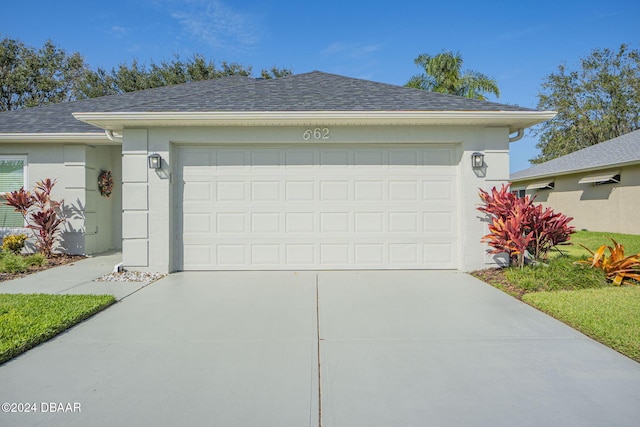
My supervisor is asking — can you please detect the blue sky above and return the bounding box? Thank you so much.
[3,0,638,172]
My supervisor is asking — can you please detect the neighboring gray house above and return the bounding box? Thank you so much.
[0,71,553,272]
[511,129,640,235]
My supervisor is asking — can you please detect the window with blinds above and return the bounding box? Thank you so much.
[0,158,26,227]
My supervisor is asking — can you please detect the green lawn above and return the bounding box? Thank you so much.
[0,294,115,364]
[557,230,640,258]
[524,287,640,362]
[474,230,640,362]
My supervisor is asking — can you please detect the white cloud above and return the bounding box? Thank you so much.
[162,0,262,50]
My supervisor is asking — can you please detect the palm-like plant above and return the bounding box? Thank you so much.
[406,51,500,100]
[576,239,640,286]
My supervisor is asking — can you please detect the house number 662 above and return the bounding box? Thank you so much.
[303,128,330,140]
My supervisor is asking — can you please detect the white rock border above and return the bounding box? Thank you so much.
[94,271,166,283]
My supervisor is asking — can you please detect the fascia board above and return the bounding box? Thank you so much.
[73,110,557,133]
[0,132,113,144]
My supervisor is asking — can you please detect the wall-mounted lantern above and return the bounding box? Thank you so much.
[148,153,162,169]
[471,152,484,169]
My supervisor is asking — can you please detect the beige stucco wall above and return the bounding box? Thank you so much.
[514,164,640,235]
[121,125,511,273]
[0,142,122,254]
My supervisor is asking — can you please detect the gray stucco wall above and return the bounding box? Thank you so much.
[0,142,122,254]
[514,164,640,235]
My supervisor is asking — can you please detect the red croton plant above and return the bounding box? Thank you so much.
[478,184,575,268]
[4,178,65,258]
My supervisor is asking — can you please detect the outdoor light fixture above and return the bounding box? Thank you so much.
[471,152,484,169]
[148,153,162,169]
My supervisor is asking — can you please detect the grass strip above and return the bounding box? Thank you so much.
[559,231,640,258]
[0,293,115,364]
[523,287,640,362]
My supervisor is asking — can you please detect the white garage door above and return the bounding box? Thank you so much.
[177,145,458,270]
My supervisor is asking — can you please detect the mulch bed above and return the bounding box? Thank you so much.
[470,268,527,299]
[0,254,86,283]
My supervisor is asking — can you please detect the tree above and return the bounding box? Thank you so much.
[75,55,292,98]
[1,36,293,104]
[532,44,640,164]
[0,37,87,111]
[406,51,500,100]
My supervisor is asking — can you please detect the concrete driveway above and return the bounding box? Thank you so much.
[1,270,639,426]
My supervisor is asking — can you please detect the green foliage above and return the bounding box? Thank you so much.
[406,50,500,100]
[564,231,640,257]
[76,54,293,98]
[2,36,293,104]
[0,251,46,273]
[23,253,46,266]
[523,287,640,362]
[0,37,87,111]
[533,43,640,164]
[4,179,65,258]
[0,294,115,364]
[478,184,574,267]
[505,256,607,292]
[2,234,27,254]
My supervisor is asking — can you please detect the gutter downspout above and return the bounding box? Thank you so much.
[509,128,525,142]
[105,130,123,142]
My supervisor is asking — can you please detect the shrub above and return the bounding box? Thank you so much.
[575,238,640,285]
[4,179,65,258]
[505,256,607,292]
[0,252,46,274]
[478,184,575,267]
[2,234,28,254]
[23,253,46,267]
[0,252,30,273]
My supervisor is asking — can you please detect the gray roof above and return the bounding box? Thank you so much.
[0,76,254,133]
[0,71,537,134]
[511,129,640,181]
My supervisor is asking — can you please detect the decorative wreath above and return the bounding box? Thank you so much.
[98,170,114,197]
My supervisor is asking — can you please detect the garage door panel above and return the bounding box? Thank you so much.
[423,212,455,233]
[285,244,315,264]
[422,180,455,200]
[389,181,419,201]
[354,181,384,200]
[354,212,383,232]
[285,181,316,201]
[354,149,384,166]
[424,242,456,265]
[320,149,351,167]
[178,145,458,270]
[319,181,349,201]
[251,213,280,233]
[251,181,281,201]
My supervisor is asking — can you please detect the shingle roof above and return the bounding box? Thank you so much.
[510,129,640,181]
[0,71,537,134]
[105,71,536,113]
[0,76,254,133]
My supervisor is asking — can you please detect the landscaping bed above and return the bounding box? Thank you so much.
[472,230,640,363]
[0,253,85,283]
